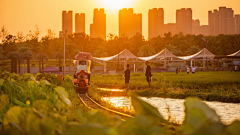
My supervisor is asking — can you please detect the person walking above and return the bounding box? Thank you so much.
[124,64,130,90]
[186,66,190,74]
[145,61,152,88]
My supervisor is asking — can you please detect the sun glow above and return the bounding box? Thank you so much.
[101,0,134,10]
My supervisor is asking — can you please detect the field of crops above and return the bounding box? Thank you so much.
[1,69,240,134]
[91,71,240,102]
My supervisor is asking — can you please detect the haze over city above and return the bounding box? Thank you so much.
[0,0,240,39]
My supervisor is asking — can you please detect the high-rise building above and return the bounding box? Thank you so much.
[192,19,200,35]
[200,25,210,36]
[60,11,73,36]
[208,7,235,35]
[90,8,106,40]
[176,8,192,35]
[164,23,177,35]
[75,13,85,33]
[235,15,240,34]
[148,8,164,39]
[119,8,142,38]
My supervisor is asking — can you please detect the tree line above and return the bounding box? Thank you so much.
[0,26,240,72]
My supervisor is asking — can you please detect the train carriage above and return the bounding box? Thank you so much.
[73,52,92,93]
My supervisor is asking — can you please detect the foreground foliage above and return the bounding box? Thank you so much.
[0,71,240,134]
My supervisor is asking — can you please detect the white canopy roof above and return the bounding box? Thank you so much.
[228,50,240,56]
[178,48,215,60]
[138,48,178,61]
[93,48,140,62]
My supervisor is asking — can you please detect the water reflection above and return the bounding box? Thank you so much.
[102,97,240,124]
[97,88,124,92]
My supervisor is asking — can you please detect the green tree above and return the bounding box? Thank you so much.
[137,44,156,57]
[0,48,6,69]
[65,43,79,71]
[18,47,33,73]
[185,45,201,55]
[55,52,63,66]
[129,33,146,55]
[8,51,20,73]
[72,32,90,52]
[165,44,182,55]
[93,46,108,57]
[36,53,48,72]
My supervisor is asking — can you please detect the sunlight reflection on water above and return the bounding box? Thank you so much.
[97,88,124,92]
[101,97,240,124]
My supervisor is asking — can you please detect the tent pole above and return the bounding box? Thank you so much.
[104,62,106,73]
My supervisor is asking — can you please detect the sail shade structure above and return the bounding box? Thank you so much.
[178,48,215,60]
[138,48,178,61]
[93,48,140,62]
[228,50,240,57]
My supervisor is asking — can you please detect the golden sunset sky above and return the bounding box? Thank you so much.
[0,0,240,39]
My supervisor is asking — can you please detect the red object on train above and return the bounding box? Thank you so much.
[74,52,92,60]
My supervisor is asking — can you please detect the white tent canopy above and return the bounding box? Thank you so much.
[178,48,215,60]
[138,48,178,61]
[93,48,140,62]
[228,50,240,56]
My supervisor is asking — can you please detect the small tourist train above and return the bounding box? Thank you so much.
[72,52,92,93]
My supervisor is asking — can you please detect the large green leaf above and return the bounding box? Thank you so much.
[117,115,166,135]
[3,80,23,94]
[54,86,72,107]
[184,98,220,123]
[11,97,28,107]
[130,93,167,124]
[221,121,240,135]
[0,79,4,85]
[4,106,22,125]
[9,121,23,133]
[40,80,51,85]
[0,94,8,110]
[39,118,57,135]
[63,123,115,135]
[181,97,223,134]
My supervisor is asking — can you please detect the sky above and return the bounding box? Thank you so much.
[0,0,240,39]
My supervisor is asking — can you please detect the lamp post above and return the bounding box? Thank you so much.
[63,30,67,79]
[63,36,65,78]
[202,36,208,71]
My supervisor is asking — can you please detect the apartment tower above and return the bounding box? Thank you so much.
[235,15,240,34]
[61,11,73,36]
[164,23,177,35]
[119,8,142,38]
[90,8,106,40]
[192,19,200,35]
[148,8,164,39]
[75,13,85,33]
[176,8,192,35]
[208,7,235,36]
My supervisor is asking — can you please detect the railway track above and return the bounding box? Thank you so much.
[78,93,134,120]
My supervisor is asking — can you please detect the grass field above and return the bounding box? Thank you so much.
[91,71,240,103]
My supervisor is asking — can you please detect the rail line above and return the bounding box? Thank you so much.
[78,93,134,120]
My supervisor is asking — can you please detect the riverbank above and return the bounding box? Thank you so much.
[91,71,240,103]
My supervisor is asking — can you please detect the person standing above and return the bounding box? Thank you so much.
[186,66,190,74]
[124,64,130,90]
[176,67,179,74]
[192,66,196,74]
[145,61,152,88]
